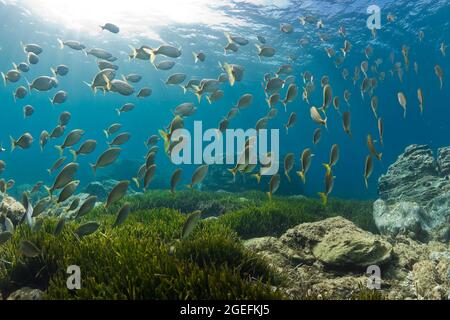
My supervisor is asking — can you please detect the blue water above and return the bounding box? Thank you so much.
[0,0,449,200]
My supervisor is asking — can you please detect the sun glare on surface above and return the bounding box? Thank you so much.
[6,0,242,38]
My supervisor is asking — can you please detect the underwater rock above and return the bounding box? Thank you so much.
[245,217,449,300]
[437,147,450,177]
[46,193,93,219]
[84,180,113,201]
[7,287,44,300]
[83,179,138,201]
[378,145,443,204]
[0,196,26,224]
[281,217,392,268]
[10,184,47,202]
[411,260,448,300]
[202,165,260,192]
[202,164,305,195]
[376,145,450,242]
[373,200,426,240]
[96,159,170,191]
[97,159,142,182]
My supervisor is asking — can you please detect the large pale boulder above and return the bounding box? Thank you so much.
[281,217,392,268]
[373,200,426,240]
[0,195,26,224]
[245,217,449,300]
[312,230,392,268]
[375,145,450,242]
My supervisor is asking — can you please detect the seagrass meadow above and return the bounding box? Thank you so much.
[0,190,379,300]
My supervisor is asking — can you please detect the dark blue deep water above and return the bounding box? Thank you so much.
[0,0,449,201]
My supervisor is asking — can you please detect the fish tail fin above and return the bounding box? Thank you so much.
[102,74,112,91]
[364,177,369,190]
[324,117,328,130]
[193,52,198,64]
[266,192,273,201]
[55,145,64,156]
[50,67,57,77]
[132,177,140,189]
[70,149,78,162]
[90,163,97,176]
[285,172,292,183]
[44,186,53,199]
[1,72,6,86]
[323,163,332,176]
[251,173,261,184]
[103,130,109,139]
[149,50,156,64]
[224,32,232,43]
[12,91,16,103]
[83,81,95,93]
[378,153,383,161]
[128,45,137,59]
[47,169,52,175]
[159,130,170,153]
[318,192,328,207]
[297,171,306,184]
[9,136,15,152]
[116,108,121,116]
[180,85,187,94]
[227,168,237,182]
[285,125,289,135]
[206,96,212,105]
[57,38,64,49]
[48,98,54,106]
[194,91,202,103]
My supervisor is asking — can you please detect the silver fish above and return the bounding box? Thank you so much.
[165,73,187,86]
[27,76,58,92]
[90,148,121,174]
[86,48,113,60]
[109,132,131,147]
[51,65,69,77]
[46,162,78,195]
[70,140,97,161]
[113,203,131,228]
[106,180,129,208]
[75,221,100,237]
[182,210,202,239]
[55,129,84,155]
[75,197,98,219]
[100,23,120,34]
[57,39,86,51]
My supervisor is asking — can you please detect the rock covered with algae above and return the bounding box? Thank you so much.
[245,217,449,300]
